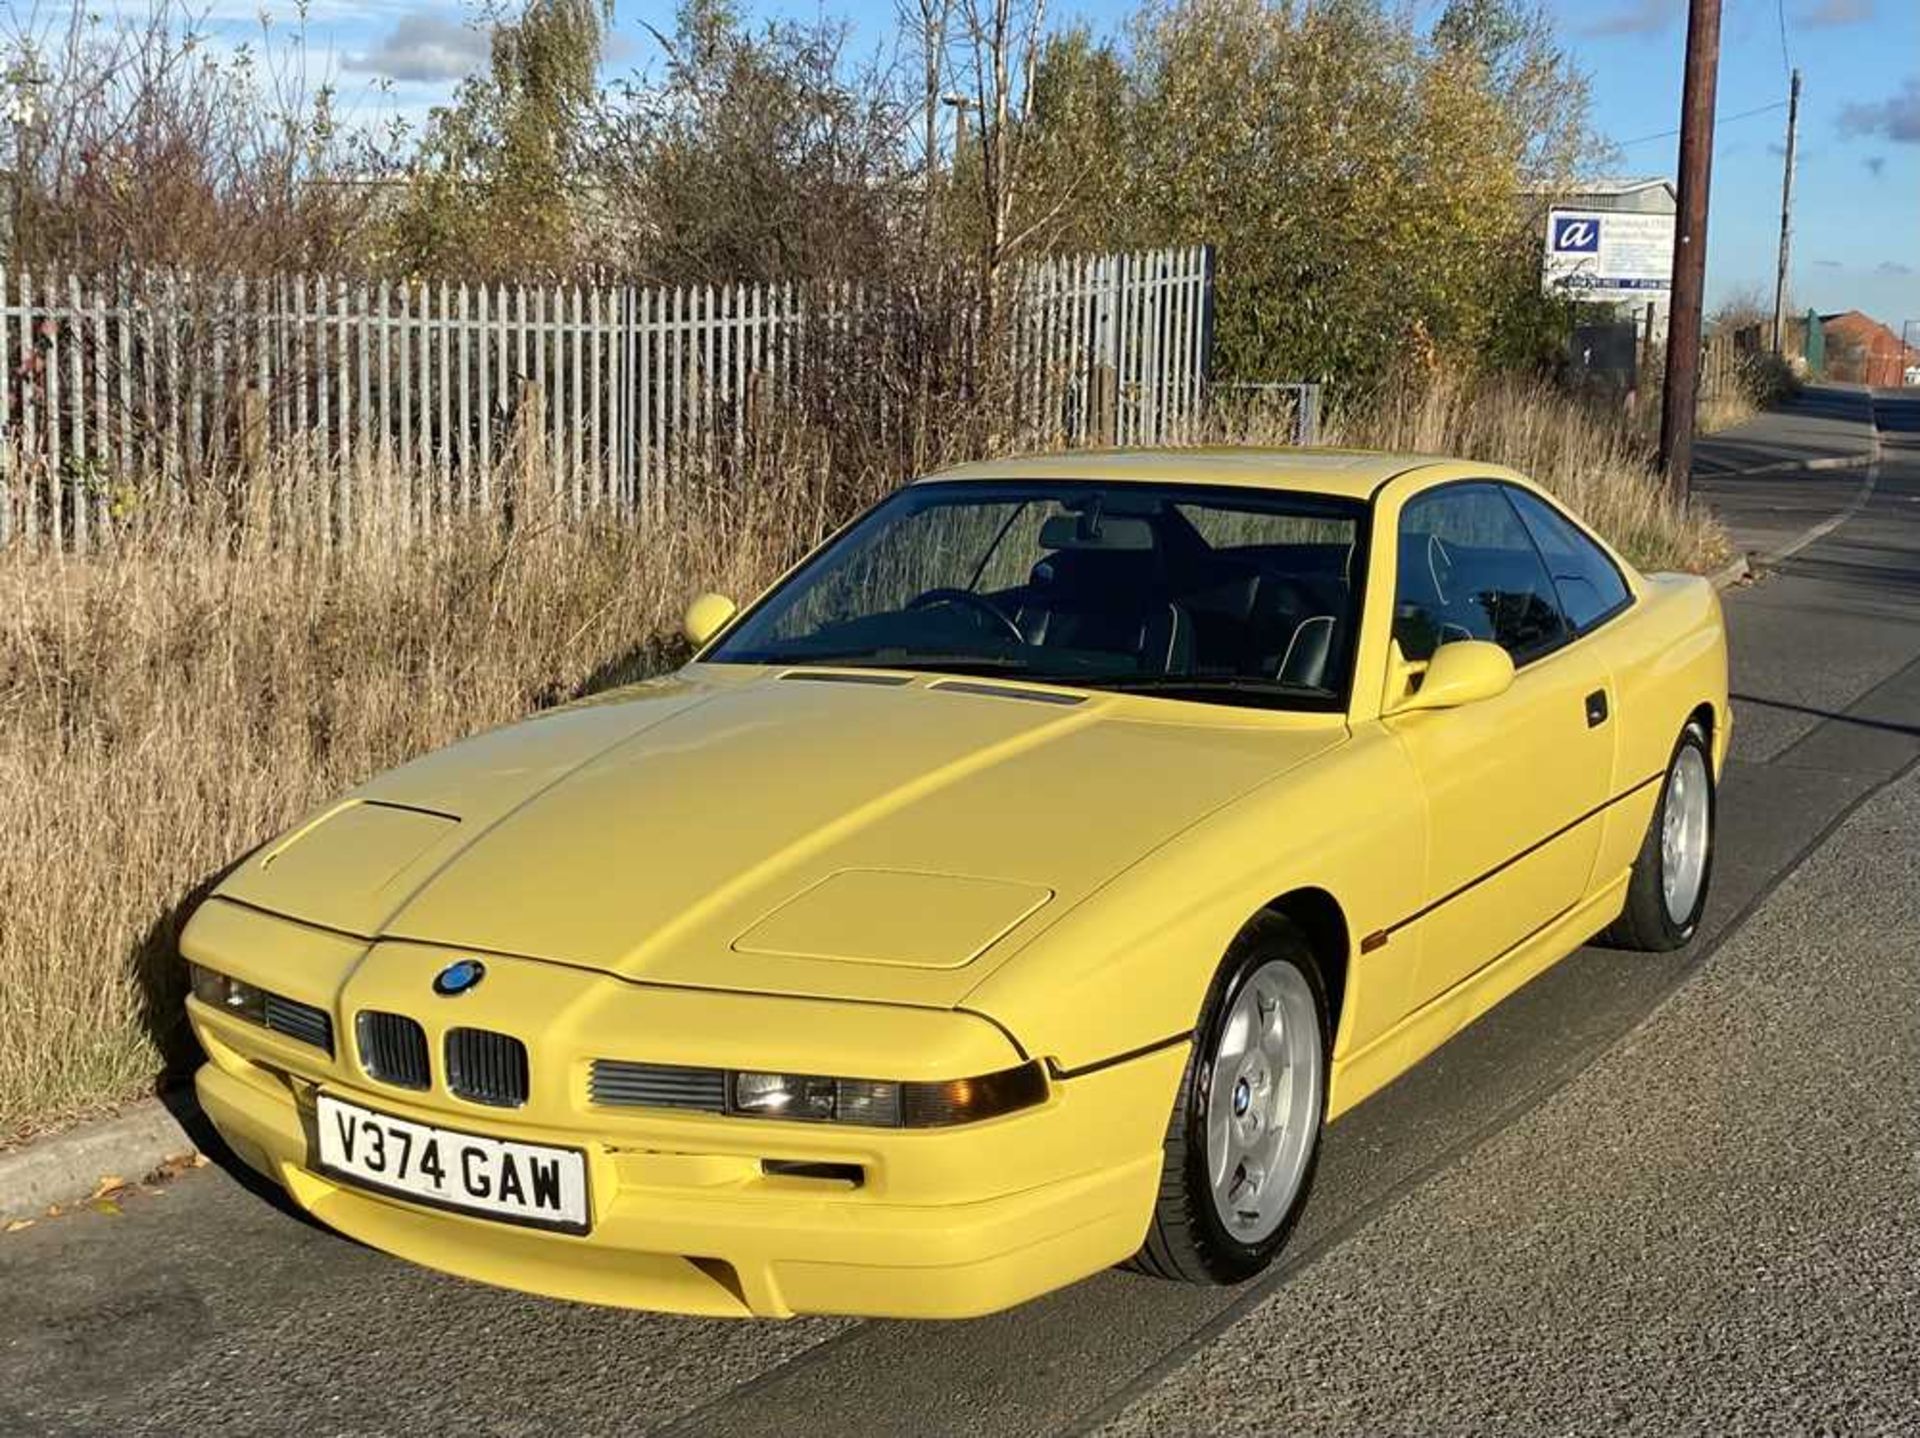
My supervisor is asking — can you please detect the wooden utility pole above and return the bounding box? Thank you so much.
[1658,0,1723,497]
[1771,68,1802,356]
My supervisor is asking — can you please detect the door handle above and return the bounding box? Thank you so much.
[1585,690,1609,728]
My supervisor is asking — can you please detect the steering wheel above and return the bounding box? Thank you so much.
[906,588,1026,644]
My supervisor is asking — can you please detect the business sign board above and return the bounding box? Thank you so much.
[1541,208,1675,307]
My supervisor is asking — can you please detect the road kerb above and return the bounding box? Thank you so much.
[0,1096,202,1224]
[1702,393,1884,582]
[1700,450,1875,480]
[1707,554,1751,590]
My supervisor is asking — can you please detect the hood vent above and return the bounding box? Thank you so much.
[778,670,912,686]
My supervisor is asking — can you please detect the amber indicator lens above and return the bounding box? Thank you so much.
[902,1063,1049,1128]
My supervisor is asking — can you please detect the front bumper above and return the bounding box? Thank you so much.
[183,902,1182,1319]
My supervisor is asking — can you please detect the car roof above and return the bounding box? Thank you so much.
[914,447,1511,501]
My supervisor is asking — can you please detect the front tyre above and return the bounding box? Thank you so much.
[1134,915,1328,1285]
[1605,720,1716,952]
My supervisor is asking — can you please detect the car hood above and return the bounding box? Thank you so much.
[218,667,1344,1008]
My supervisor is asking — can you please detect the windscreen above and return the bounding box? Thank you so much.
[706,481,1366,709]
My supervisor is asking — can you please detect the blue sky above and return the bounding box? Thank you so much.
[1534,0,1917,331]
[86,0,1917,334]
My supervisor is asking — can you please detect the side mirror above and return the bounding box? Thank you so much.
[1390,639,1514,714]
[682,592,738,648]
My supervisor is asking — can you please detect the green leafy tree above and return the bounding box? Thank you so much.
[982,27,1129,257]
[1002,0,1607,389]
[385,0,610,280]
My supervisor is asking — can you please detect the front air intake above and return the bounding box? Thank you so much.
[263,993,334,1054]
[590,1060,727,1112]
[356,1011,431,1090]
[446,1028,530,1108]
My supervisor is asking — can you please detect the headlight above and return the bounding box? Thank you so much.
[189,962,267,1023]
[187,963,334,1054]
[722,1062,1047,1128]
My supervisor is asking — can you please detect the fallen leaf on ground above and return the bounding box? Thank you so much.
[145,1152,204,1185]
[3,1219,33,1234]
[88,1174,126,1200]
[90,1198,122,1217]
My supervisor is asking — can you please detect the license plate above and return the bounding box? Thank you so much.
[314,1093,589,1234]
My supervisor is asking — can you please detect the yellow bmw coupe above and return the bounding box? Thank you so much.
[183,449,1728,1319]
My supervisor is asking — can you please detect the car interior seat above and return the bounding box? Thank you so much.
[1015,544,1195,674]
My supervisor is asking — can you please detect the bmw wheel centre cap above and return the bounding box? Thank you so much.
[433,959,487,997]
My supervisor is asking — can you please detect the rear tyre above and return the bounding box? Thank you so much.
[1133,914,1328,1286]
[1603,720,1716,952]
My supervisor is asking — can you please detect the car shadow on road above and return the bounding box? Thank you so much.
[1731,692,1920,739]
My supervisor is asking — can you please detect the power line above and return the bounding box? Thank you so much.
[1617,99,1787,148]
[1775,0,1793,80]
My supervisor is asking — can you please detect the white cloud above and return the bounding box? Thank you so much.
[346,9,490,83]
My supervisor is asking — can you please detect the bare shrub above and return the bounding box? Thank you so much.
[1,1,392,276]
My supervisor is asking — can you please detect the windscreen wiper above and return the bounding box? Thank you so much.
[1075,674,1335,701]
[779,652,1039,675]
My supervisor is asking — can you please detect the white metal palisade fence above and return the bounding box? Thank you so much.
[0,246,1259,552]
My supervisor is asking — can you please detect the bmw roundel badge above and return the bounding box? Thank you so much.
[432,958,487,997]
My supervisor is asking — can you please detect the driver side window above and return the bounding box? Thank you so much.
[1394,485,1571,665]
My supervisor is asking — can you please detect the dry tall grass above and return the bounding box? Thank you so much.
[0,445,881,1144]
[0,379,1729,1143]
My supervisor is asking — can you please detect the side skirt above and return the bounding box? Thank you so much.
[1325,871,1632,1121]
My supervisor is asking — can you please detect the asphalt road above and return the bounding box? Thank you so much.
[4,393,1917,1437]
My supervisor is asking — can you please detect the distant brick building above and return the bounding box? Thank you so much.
[1819,311,1918,387]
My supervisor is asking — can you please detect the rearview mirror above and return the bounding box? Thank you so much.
[683,592,738,648]
[1390,640,1514,714]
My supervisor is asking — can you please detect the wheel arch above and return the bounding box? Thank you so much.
[1253,887,1350,1049]
[1686,698,1721,774]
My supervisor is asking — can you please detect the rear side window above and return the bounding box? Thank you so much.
[1504,488,1632,633]
[1394,484,1570,664]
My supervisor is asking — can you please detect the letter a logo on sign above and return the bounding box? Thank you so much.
[1552,216,1600,254]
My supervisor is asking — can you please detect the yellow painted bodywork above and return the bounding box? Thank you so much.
[183,449,1730,1319]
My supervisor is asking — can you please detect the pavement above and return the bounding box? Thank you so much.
[3,388,1917,1436]
[1692,384,1880,562]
